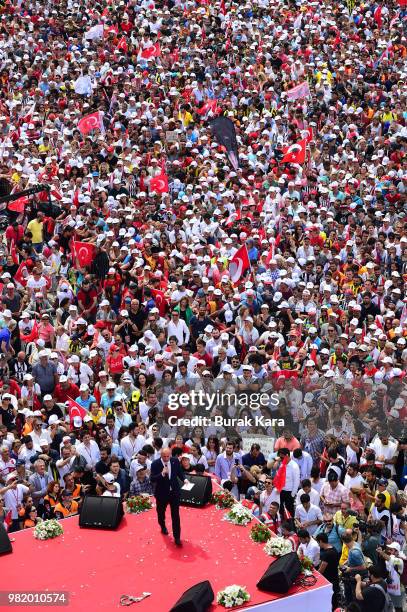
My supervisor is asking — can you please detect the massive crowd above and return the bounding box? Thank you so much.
[0,0,406,608]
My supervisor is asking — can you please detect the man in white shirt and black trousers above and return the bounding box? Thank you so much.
[275,448,300,522]
[151,448,186,547]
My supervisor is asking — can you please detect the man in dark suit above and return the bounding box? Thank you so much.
[150,448,185,546]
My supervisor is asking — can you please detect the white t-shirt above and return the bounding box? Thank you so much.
[295,487,320,507]
[369,439,398,474]
[344,473,365,491]
[4,484,29,519]
[294,504,323,535]
[260,488,280,513]
[298,537,320,566]
[26,276,47,292]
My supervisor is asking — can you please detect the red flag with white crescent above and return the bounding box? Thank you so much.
[229,244,250,284]
[281,139,307,164]
[304,126,313,143]
[374,5,383,28]
[77,111,104,135]
[15,262,29,287]
[4,509,12,531]
[151,288,167,316]
[140,42,161,59]
[66,397,88,423]
[72,241,96,267]
[150,173,169,194]
[117,36,128,53]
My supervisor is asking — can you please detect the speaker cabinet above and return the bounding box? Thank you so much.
[179,475,212,508]
[170,580,214,612]
[79,495,124,529]
[0,522,12,554]
[257,552,301,593]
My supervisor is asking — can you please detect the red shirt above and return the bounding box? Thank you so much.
[107,353,124,374]
[54,382,80,404]
[5,225,24,244]
[193,352,213,367]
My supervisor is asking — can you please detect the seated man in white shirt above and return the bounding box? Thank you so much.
[295,478,320,507]
[294,493,323,536]
[297,529,320,567]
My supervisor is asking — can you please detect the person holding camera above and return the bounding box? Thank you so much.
[377,542,405,612]
[354,566,391,612]
[314,513,344,554]
[340,532,368,604]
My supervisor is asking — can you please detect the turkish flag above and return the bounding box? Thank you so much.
[281,139,307,164]
[150,173,169,194]
[265,234,281,265]
[117,36,128,53]
[50,188,63,201]
[10,242,18,265]
[20,102,36,125]
[15,262,29,287]
[151,288,167,316]
[374,5,382,28]
[8,197,28,213]
[140,43,161,59]
[4,509,12,531]
[77,111,104,135]
[72,241,96,267]
[273,456,288,492]
[304,126,313,143]
[66,397,88,423]
[20,320,38,343]
[229,244,250,284]
[196,99,221,117]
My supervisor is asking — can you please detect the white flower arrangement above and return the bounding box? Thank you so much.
[264,536,292,557]
[33,519,63,540]
[217,585,250,608]
[224,504,253,526]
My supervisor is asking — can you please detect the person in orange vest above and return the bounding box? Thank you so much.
[54,489,79,519]
[23,506,42,529]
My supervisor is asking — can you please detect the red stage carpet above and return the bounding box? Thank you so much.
[3,501,331,611]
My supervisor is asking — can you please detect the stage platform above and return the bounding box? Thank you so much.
[3,500,332,611]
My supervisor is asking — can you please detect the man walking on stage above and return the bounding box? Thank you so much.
[151,448,185,547]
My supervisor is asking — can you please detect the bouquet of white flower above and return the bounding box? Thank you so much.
[33,519,63,540]
[217,585,250,608]
[264,536,292,557]
[224,504,253,526]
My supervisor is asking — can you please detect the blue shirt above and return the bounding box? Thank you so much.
[75,394,96,410]
[241,451,266,468]
[348,544,364,567]
[0,327,11,349]
[215,452,240,480]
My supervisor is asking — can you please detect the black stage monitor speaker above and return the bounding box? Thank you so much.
[0,522,12,554]
[179,475,212,508]
[169,580,214,612]
[257,552,302,593]
[79,495,124,529]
